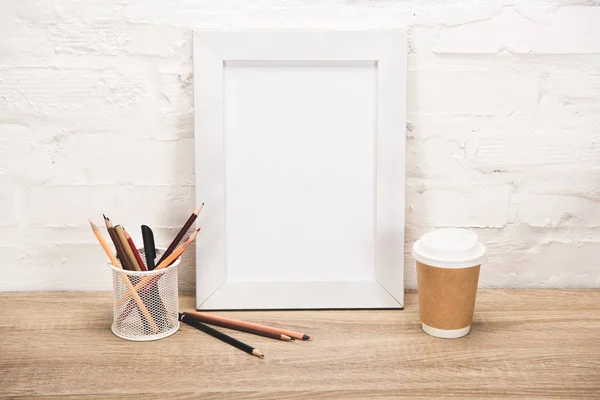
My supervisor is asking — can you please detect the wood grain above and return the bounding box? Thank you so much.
[1,290,599,399]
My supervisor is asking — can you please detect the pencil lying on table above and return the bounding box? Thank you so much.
[179,313,264,359]
[183,311,312,341]
[185,314,293,341]
[88,219,159,333]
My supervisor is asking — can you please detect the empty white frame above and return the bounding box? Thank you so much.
[194,31,406,309]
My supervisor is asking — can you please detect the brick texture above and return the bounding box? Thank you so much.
[1,1,599,290]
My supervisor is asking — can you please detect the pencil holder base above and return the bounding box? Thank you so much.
[111,321,180,342]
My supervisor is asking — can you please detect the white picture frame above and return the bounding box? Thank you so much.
[194,30,406,310]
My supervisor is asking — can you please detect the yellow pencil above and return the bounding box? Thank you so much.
[89,219,159,333]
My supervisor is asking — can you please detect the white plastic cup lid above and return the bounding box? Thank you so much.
[413,228,486,269]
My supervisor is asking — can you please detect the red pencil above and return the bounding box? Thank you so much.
[125,230,147,271]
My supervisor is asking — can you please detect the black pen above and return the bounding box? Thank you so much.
[141,225,156,270]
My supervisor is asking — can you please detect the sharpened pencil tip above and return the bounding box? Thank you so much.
[88,219,99,231]
[302,334,311,340]
[252,349,264,358]
[103,214,109,220]
[194,203,205,215]
[185,228,201,244]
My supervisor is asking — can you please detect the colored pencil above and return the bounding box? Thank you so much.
[88,219,158,333]
[104,215,134,271]
[115,228,200,306]
[125,230,147,271]
[124,228,168,327]
[116,229,170,326]
[105,216,155,330]
[114,225,141,271]
[179,313,264,359]
[155,204,204,267]
[183,311,311,341]
[184,313,292,341]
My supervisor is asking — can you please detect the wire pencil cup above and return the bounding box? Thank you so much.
[108,248,180,341]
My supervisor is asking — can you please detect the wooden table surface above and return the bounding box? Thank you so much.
[1,290,599,399]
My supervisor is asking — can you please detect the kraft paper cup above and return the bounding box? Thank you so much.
[413,229,486,339]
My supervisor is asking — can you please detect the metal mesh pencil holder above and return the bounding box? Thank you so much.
[108,248,180,341]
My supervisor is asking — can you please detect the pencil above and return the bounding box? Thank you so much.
[183,311,312,341]
[125,230,147,271]
[88,219,159,333]
[114,225,141,271]
[155,203,204,267]
[185,314,292,341]
[103,215,134,271]
[115,228,201,306]
[106,217,153,330]
[105,217,153,330]
[179,313,264,359]
[123,230,171,327]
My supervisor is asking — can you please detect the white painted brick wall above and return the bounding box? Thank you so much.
[2,0,600,292]
[408,71,539,115]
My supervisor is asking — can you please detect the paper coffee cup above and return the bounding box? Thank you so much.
[413,229,486,339]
